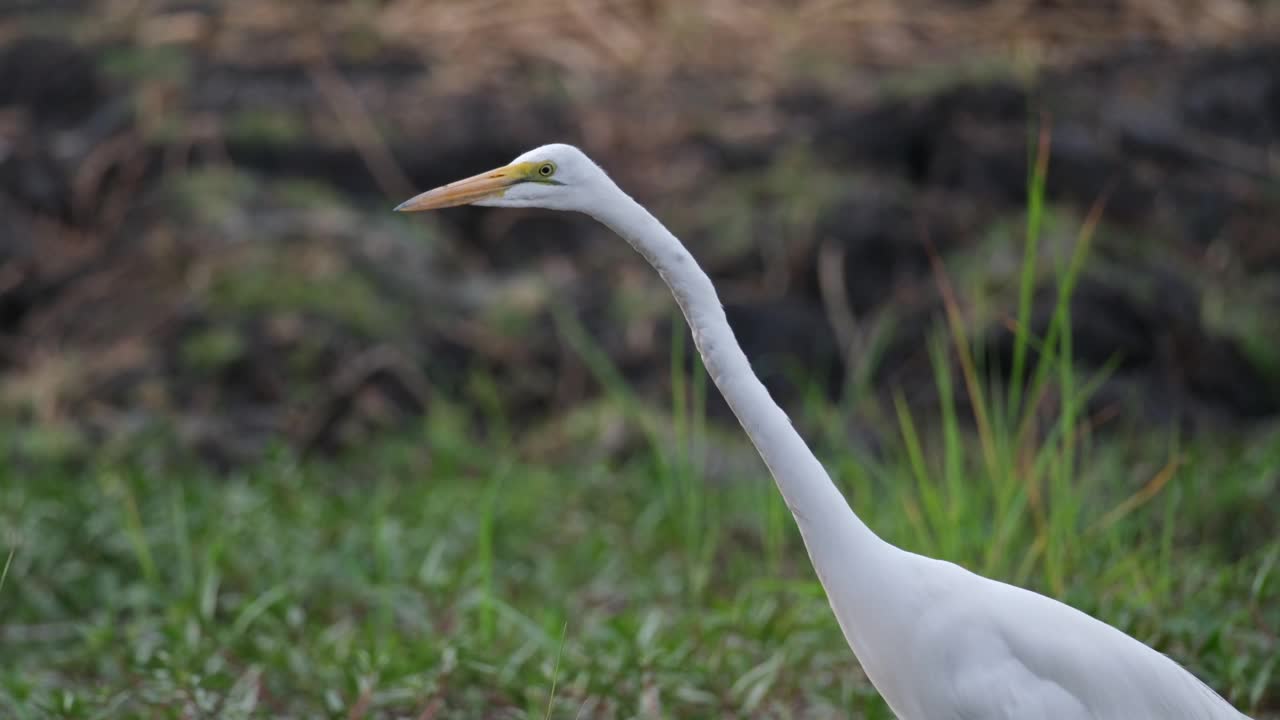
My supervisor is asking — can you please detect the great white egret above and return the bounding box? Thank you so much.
[396,144,1251,718]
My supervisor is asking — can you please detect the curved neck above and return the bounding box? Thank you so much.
[587,184,891,592]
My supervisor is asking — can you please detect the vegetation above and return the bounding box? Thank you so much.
[2,2,1278,718]
[2,381,1276,719]
[2,147,1277,717]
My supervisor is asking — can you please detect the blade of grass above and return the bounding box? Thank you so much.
[543,621,569,720]
[1008,112,1052,421]
[1090,455,1183,534]
[228,584,290,641]
[0,547,13,595]
[1016,186,1110,451]
[672,309,689,475]
[929,330,966,548]
[172,483,194,596]
[927,245,998,477]
[892,389,938,552]
[100,470,157,585]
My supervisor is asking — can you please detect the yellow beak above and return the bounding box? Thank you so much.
[394,163,527,212]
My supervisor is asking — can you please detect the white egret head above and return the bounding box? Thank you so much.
[394,143,610,214]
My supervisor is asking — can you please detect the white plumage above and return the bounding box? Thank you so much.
[396,143,1251,719]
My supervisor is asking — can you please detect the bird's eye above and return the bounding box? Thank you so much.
[538,162,555,177]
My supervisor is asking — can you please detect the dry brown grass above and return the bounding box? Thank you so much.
[384,0,1271,77]
[280,1,1271,79]
[78,0,1280,93]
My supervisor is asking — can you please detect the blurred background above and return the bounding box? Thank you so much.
[2,0,1278,463]
[2,1,1279,717]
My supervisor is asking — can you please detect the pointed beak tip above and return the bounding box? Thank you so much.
[392,164,519,214]
[394,195,430,213]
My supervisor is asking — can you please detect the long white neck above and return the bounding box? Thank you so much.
[587,182,900,647]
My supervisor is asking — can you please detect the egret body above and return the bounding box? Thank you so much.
[396,144,1251,719]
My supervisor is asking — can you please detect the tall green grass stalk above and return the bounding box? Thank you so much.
[0,547,13,596]
[670,312,718,600]
[1007,113,1052,422]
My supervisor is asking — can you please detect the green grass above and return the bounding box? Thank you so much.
[1,395,1277,718]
